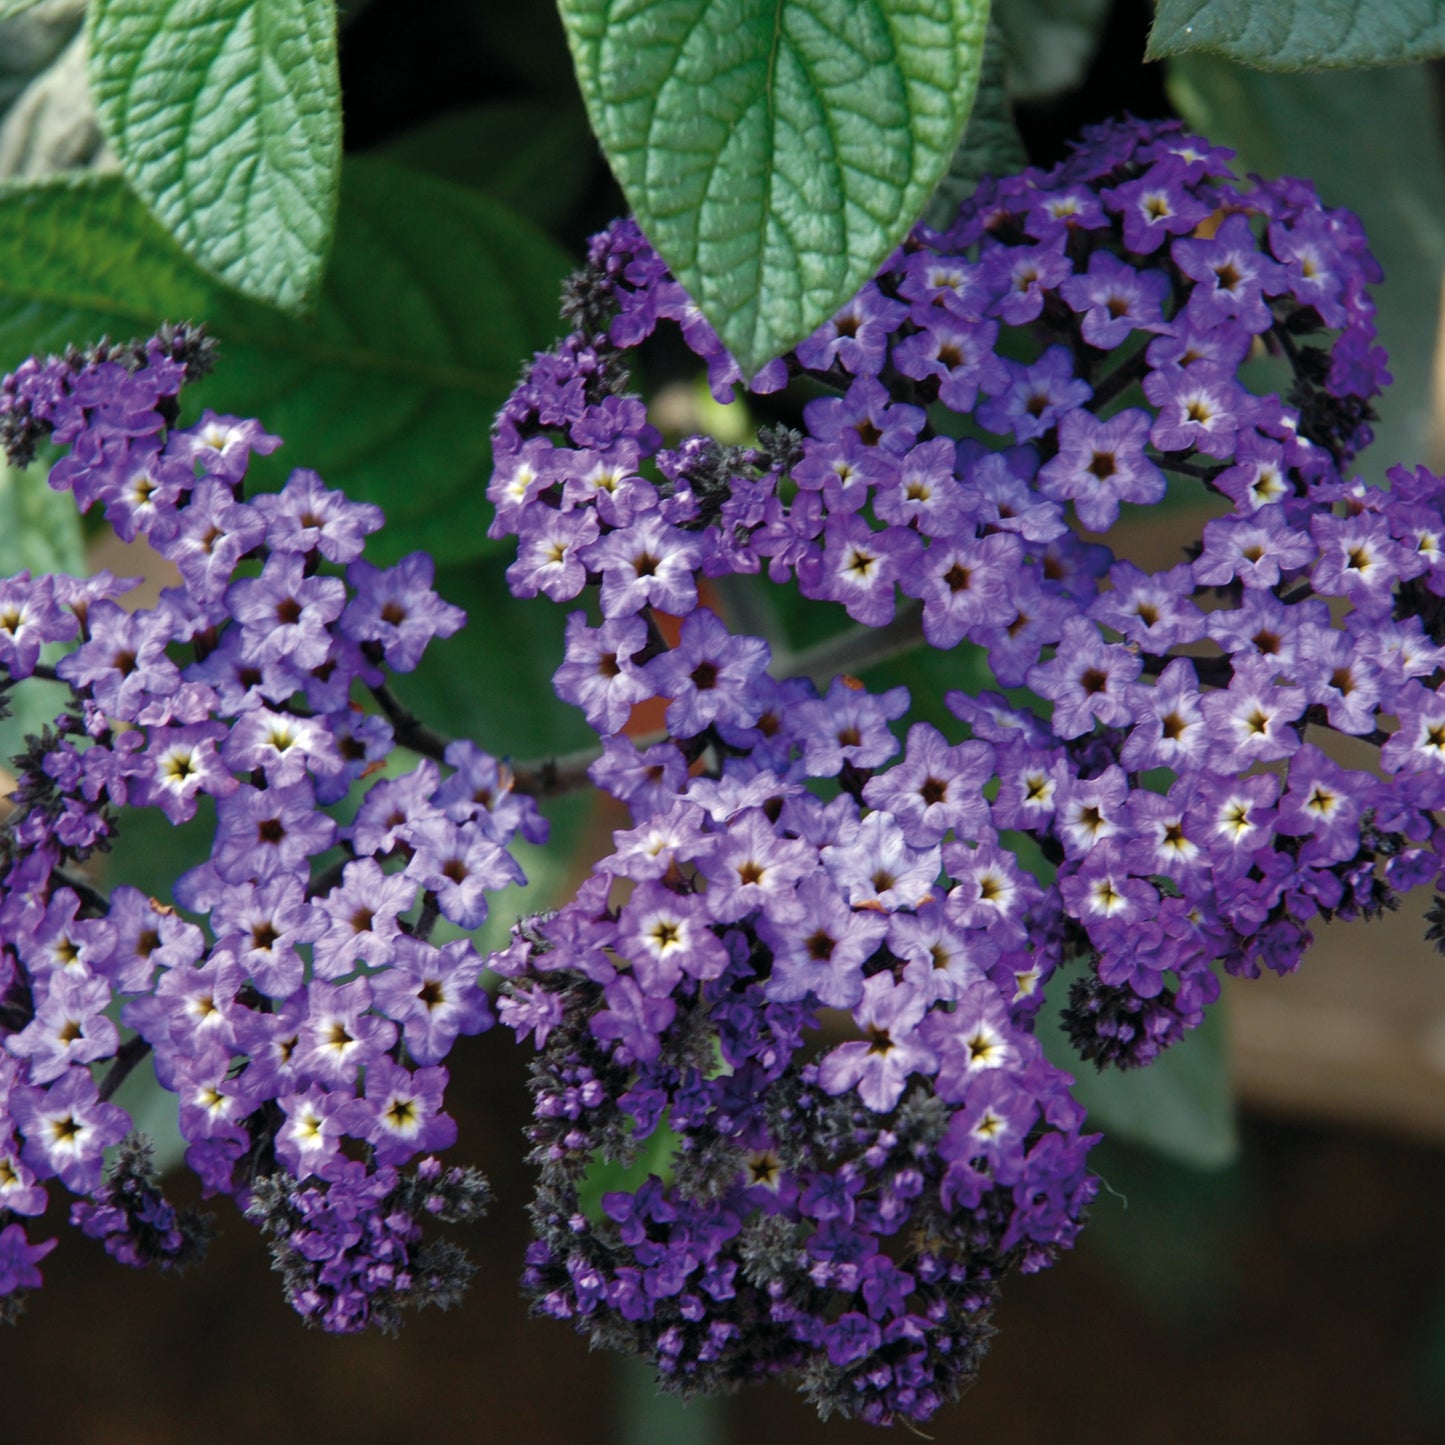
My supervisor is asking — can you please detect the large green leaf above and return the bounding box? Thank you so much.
[559,0,989,376]
[923,18,1025,230]
[0,1,47,20]
[87,0,341,311]
[0,159,573,564]
[1168,58,1445,480]
[0,456,83,766]
[379,101,598,233]
[1148,0,1445,70]
[991,0,1110,100]
[1041,982,1239,1168]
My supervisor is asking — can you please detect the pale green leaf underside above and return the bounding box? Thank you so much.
[1042,988,1238,1169]
[560,0,989,375]
[0,0,47,19]
[1148,0,1445,70]
[87,0,341,311]
[0,160,572,565]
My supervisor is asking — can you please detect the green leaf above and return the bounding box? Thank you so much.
[0,159,574,564]
[86,0,341,311]
[0,1,47,20]
[559,0,989,375]
[1040,984,1239,1168]
[379,101,598,232]
[399,555,594,760]
[1148,0,1445,70]
[0,455,82,767]
[923,18,1025,229]
[1167,57,1445,479]
[991,0,1110,100]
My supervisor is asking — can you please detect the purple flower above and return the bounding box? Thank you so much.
[591,974,676,1063]
[225,552,345,670]
[12,1068,130,1193]
[341,553,465,672]
[976,346,1092,442]
[1037,407,1165,531]
[1059,249,1172,348]
[817,973,936,1113]
[643,607,770,737]
[1026,617,1141,738]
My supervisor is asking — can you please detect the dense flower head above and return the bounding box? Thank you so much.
[484,115,1444,1422]
[0,328,522,1322]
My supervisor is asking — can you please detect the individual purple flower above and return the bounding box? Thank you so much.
[1102,156,1210,253]
[696,808,814,924]
[172,410,281,482]
[55,600,179,719]
[1173,213,1286,333]
[588,513,706,618]
[1200,654,1306,771]
[643,607,770,737]
[12,1068,130,1193]
[1026,617,1141,738]
[132,721,237,823]
[1037,407,1165,531]
[1059,249,1172,348]
[341,553,466,672]
[1144,364,1256,458]
[821,811,942,911]
[253,467,384,562]
[757,871,886,1009]
[790,678,909,777]
[6,970,117,1084]
[616,881,728,993]
[861,725,994,847]
[294,978,397,1087]
[976,346,1092,443]
[210,874,325,998]
[1089,561,1204,651]
[370,936,493,1065]
[817,973,936,1113]
[796,511,921,628]
[343,1059,456,1166]
[794,283,907,374]
[903,530,1023,649]
[209,780,337,885]
[552,611,655,735]
[891,318,1008,412]
[274,1083,348,1181]
[404,815,525,930]
[1193,506,1315,590]
[225,552,345,670]
[983,238,1073,324]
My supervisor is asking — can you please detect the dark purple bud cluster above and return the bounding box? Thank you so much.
[0,330,535,1323]
[486,115,1440,1422]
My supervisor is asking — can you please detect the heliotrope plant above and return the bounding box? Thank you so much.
[0,115,1441,1424]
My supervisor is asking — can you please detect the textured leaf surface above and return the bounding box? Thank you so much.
[87,0,341,309]
[1149,0,1445,69]
[0,1,47,19]
[559,0,988,375]
[923,19,1025,229]
[0,160,573,564]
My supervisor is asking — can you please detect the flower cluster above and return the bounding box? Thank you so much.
[485,115,1438,1421]
[0,330,535,1326]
